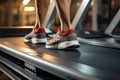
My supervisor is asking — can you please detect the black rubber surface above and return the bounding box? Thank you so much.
[76,30,111,39]
[0,37,120,80]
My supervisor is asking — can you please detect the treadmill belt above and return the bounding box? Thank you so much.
[0,37,120,80]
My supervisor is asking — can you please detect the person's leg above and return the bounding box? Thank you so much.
[56,0,72,35]
[46,0,80,49]
[24,0,49,44]
[35,0,50,29]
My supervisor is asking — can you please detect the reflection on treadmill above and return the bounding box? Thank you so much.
[76,30,111,39]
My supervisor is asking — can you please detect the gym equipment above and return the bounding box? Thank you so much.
[72,0,120,49]
[0,0,120,80]
[0,37,120,80]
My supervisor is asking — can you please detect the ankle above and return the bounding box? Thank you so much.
[59,28,76,36]
[33,26,45,33]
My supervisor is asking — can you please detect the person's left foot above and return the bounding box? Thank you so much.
[24,27,46,44]
[46,29,80,49]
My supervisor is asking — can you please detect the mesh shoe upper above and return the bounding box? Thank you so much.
[46,29,80,49]
[24,27,46,43]
[46,32,78,45]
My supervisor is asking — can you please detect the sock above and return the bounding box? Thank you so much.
[33,27,45,33]
[59,28,75,36]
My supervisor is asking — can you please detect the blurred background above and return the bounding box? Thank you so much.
[0,0,119,79]
[0,0,119,32]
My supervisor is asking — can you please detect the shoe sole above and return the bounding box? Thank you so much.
[46,40,80,49]
[24,39,31,43]
[32,38,47,44]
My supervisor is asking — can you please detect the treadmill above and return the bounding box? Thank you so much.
[0,0,120,80]
[77,9,120,49]
[72,0,120,49]
[0,35,120,80]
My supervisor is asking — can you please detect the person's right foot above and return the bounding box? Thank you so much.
[24,27,46,44]
[46,29,80,49]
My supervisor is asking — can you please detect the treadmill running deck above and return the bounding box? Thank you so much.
[0,37,120,80]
